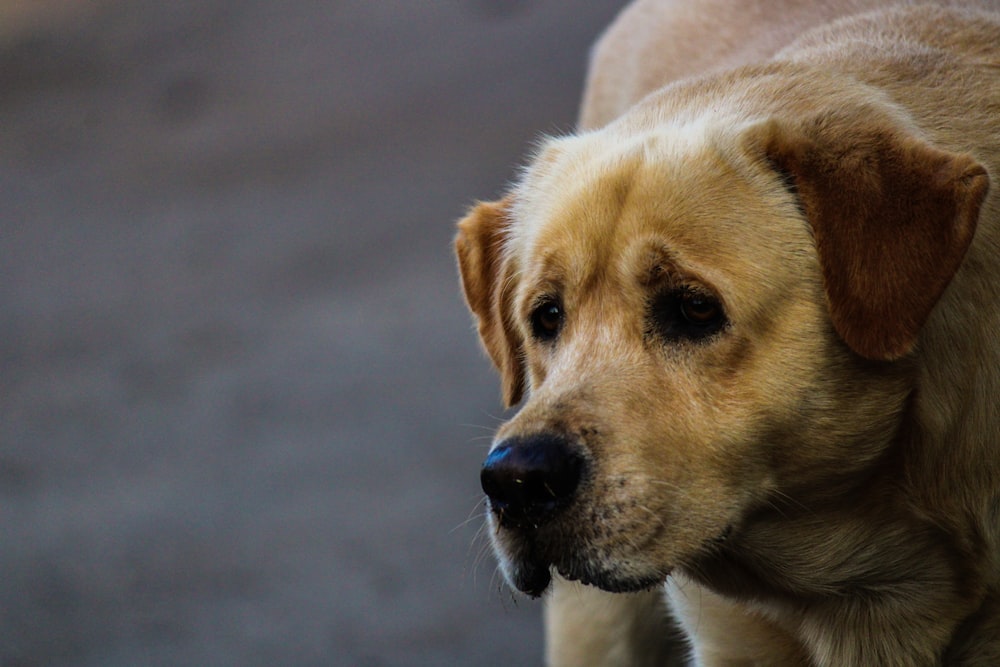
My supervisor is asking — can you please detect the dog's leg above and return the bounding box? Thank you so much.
[667,576,809,667]
[545,575,684,667]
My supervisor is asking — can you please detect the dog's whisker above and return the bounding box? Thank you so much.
[471,538,496,589]
[458,519,493,576]
[452,496,490,535]
[463,435,497,446]
[460,420,499,431]
[633,502,669,533]
[768,488,812,515]
[643,478,685,493]
[470,523,493,563]
[492,569,521,610]
[476,541,495,574]
[459,426,501,441]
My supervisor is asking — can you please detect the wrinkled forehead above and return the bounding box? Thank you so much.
[506,122,810,295]
[509,127,702,254]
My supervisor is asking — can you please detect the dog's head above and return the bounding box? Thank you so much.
[456,97,987,597]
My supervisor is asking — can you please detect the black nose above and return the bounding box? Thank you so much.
[480,434,584,528]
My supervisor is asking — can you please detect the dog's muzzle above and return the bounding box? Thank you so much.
[480,433,668,596]
[480,434,584,530]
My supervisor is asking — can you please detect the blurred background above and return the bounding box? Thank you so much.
[0,1,627,665]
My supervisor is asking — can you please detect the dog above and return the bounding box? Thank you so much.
[455,0,1000,664]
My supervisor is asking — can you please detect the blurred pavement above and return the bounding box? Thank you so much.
[0,1,627,665]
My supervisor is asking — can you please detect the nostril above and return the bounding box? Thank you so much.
[480,434,584,527]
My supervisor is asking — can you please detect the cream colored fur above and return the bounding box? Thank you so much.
[455,1,1000,664]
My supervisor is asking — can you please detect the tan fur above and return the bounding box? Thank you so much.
[456,1,1000,664]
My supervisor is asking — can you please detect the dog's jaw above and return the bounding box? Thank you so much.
[490,529,667,598]
[485,489,678,597]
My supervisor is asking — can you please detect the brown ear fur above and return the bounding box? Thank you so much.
[455,198,525,406]
[751,116,988,360]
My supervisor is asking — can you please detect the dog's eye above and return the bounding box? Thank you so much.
[679,294,722,326]
[649,289,727,342]
[530,298,564,341]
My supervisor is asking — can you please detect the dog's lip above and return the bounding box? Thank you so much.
[512,559,553,598]
[496,518,674,597]
[507,549,666,596]
[498,528,555,597]
[555,563,666,594]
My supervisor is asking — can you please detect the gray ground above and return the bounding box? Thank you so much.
[0,1,628,665]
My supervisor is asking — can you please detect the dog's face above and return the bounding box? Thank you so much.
[456,103,987,597]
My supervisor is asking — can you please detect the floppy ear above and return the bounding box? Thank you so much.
[750,117,988,360]
[455,198,525,407]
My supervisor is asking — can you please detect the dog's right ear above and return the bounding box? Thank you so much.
[455,198,525,407]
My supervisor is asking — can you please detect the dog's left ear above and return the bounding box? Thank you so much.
[748,116,989,360]
[455,197,526,407]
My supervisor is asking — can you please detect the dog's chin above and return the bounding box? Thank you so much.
[555,563,665,594]
[488,508,673,597]
[506,558,554,598]
[502,552,665,598]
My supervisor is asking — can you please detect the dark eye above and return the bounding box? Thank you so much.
[649,289,727,342]
[530,298,564,341]
[679,293,722,326]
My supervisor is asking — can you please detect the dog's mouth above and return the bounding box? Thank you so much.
[490,498,739,598]
[503,542,667,597]
[554,561,665,594]
[506,551,553,598]
[489,507,669,597]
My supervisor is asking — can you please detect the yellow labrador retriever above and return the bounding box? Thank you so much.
[455,0,1000,664]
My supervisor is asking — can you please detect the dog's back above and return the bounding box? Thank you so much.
[580,0,1000,130]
